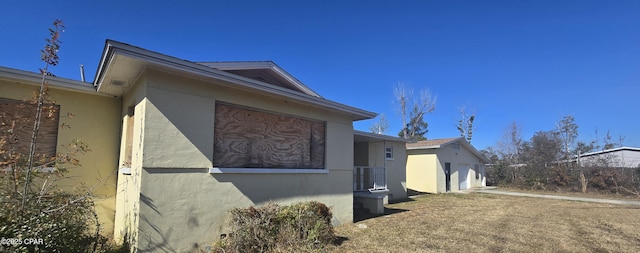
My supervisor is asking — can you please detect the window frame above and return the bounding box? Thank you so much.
[0,97,60,171]
[385,146,394,160]
[212,102,327,171]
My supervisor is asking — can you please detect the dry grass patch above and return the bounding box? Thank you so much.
[494,187,640,201]
[329,193,640,253]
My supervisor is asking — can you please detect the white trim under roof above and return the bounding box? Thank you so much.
[209,168,329,174]
[93,40,376,121]
[0,66,108,96]
[354,130,410,142]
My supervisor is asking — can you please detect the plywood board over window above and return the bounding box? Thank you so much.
[0,98,60,163]
[214,103,325,169]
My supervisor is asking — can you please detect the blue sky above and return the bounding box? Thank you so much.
[2,0,639,150]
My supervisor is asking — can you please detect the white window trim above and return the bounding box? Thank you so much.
[119,167,132,175]
[385,146,394,160]
[209,167,329,174]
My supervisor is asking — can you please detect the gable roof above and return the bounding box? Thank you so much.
[198,61,322,98]
[406,138,460,149]
[93,40,376,121]
[406,137,490,163]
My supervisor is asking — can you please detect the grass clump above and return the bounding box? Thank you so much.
[215,201,336,253]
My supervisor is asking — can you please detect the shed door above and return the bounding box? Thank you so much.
[459,166,469,190]
[445,163,451,192]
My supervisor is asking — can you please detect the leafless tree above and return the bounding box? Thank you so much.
[556,115,578,161]
[369,113,389,134]
[456,106,476,143]
[394,82,436,140]
[496,121,523,166]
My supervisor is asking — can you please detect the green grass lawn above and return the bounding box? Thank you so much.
[328,193,640,252]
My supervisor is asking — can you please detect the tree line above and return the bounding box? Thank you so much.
[481,116,639,196]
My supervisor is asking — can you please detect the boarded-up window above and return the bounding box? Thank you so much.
[0,98,59,164]
[123,106,135,167]
[213,103,325,169]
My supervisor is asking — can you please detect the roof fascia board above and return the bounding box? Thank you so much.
[0,66,109,96]
[354,130,410,142]
[458,139,491,163]
[95,40,376,120]
[269,64,322,98]
[200,61,274,70]
[580,147,640,157]
[406,137,491,163]
[406,145,442,150]
[406,138,460,150]
[93,41,116,87]
[199,61,322,98]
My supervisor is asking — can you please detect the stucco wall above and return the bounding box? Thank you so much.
[434,144,485,192]
[407,143,486,194]
[406,150,438,193]
[367,141,407,201]
[114,76,147,243]
[0,78,121,236]
[128,70,355,252]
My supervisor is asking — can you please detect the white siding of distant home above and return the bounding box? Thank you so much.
[621,150,640,168]
[580,148,640,168]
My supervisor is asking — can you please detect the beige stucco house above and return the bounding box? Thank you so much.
[406,138,490,193]
[353,130,408,214]
[2,40,380,252]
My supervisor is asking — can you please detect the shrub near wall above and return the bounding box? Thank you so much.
[215,201,336,253]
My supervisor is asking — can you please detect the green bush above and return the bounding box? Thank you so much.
[217,201,336,253]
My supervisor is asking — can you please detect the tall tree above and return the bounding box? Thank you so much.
[394,83,436,141]
[496,121,523,166]
[456,106,476,143]
[398,104,429,141]
[521,130,562,168]
[556,115,578,161]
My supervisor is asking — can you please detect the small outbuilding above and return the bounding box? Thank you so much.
[406,137,490,193]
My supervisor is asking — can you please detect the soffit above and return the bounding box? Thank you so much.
[93,40,376,121]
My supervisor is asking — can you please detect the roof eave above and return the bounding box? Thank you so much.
[93,40,376,121]
[579,147,640,157]
[406,145,442,150]
[354,130,410,143]
[0,66,108,96]
[406,137,491,163]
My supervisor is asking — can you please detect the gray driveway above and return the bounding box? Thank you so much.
[475,188,640,206]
